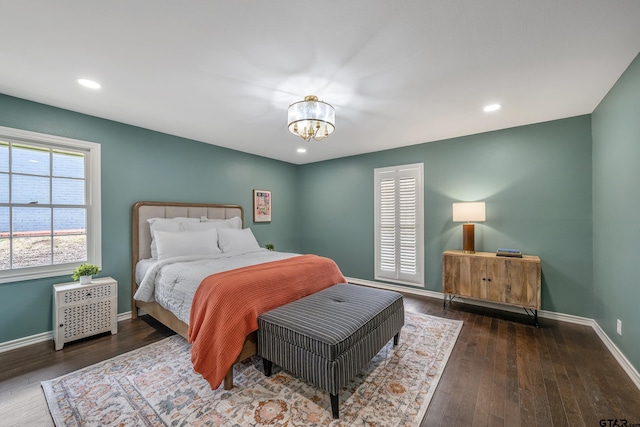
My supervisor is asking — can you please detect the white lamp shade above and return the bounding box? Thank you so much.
[452,202,486,222]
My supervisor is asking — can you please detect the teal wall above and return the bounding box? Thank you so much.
[297,116,594,317]
[0,94,299,343]
[592,52,640,372]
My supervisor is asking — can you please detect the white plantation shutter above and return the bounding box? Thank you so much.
[374,163,423,286]
[379,177,396,273]
[398,176,417,276]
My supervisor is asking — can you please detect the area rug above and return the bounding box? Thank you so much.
[42,311,462,426]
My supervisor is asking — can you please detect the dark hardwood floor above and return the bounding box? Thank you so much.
[1,293,639,426]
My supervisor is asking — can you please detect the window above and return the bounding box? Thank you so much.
[0,126,101,283]
[374,163,424,287]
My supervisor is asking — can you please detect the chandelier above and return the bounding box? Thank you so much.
[287,95,335,141]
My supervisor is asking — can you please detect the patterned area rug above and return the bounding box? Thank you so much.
[42,311,462,426]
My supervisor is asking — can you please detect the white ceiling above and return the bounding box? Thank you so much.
[1,1,639,165]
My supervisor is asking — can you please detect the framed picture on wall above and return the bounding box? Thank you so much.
[253,189,272,222]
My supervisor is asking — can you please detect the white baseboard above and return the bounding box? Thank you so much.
[0,330,53,354]
[346,276,640,390]
[347,277,443,299]
[0,311,133,354]
[117,311,132,322]
[591,320,640,390]
[347,276,592,324]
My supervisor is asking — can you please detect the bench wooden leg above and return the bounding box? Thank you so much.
[393,331,400,346]
[263,358,272,377]
[330,393,339,419]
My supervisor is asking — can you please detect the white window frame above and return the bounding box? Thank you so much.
[0,126,101,284]
[374,163,424,287]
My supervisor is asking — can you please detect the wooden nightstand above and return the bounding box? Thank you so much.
[442,250,541,326]
[53,277,118,350]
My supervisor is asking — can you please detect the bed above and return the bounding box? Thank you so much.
[131,201,346,390]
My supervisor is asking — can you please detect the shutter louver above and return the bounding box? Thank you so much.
[379,178,396,272]
[398,176,417,275]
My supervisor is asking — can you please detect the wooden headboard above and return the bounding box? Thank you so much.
[131,201,244,315]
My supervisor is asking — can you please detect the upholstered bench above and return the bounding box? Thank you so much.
[257,283,404,419]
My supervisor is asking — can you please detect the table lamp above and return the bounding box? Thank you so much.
[452,202,486,253]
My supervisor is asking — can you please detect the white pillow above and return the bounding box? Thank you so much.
[199,216,242,229]
[147,217,200,259]
[182,221,232,232]
[154,228,221,260]
[148,217,199,226]
[217,228,260,253]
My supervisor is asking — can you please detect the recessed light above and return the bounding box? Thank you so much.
[77,79,101,89]
[297,148,307,153]
[483,103,501,112]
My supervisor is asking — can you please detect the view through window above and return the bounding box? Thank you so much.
[0,127,101,282]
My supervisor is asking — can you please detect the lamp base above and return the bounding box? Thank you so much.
[462,223,475,253]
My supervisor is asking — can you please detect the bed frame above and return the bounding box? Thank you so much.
[131,200,254,389]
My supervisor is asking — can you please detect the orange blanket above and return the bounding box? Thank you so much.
[188,254,346,389]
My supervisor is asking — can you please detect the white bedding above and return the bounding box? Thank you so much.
[134,249,299,324]
[135,258,156,285]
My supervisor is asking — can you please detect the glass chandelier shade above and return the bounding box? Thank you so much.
[287,95,335,141]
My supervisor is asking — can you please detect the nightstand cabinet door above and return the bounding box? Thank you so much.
[443,254,486,299]
[487,258,540,309]
[53,277,118,350]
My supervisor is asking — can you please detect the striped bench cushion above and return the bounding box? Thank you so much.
[258,283,403,361]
